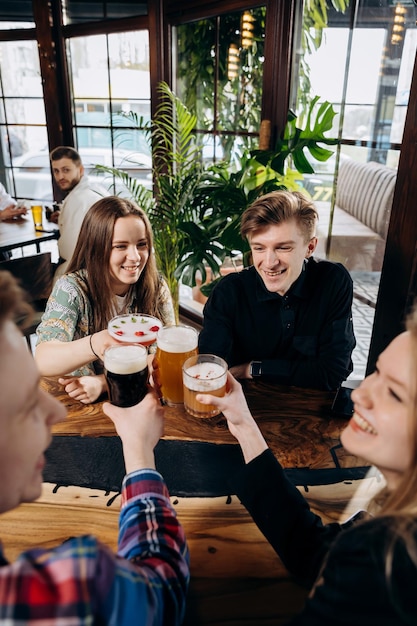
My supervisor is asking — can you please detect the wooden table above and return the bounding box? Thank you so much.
[42,376,371,496]
[0,216,59,254]
[1,378,380,625]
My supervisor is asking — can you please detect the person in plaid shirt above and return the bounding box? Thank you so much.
[0,270,189,625]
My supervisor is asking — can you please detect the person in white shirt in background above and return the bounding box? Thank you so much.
[49,146,110,282]
[0,182,27,222]
[0,182,28,260]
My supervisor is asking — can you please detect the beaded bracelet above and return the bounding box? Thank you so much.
[89,334,100,359]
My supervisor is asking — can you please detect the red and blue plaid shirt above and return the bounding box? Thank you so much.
[0,468,189,624]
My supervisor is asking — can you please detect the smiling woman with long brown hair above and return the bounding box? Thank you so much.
[35,196,174,404]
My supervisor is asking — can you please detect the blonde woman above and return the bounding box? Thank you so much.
[197,308,417,624]
[35,196,174,404]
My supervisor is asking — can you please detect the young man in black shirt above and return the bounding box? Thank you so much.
[198,190,356,391]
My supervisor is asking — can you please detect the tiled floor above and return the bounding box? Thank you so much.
[349,296,375,382]
[348,272,380,382]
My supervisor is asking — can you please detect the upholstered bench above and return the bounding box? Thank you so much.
[314,159,397,271]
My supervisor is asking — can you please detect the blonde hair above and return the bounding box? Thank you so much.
[379,306,417,516]
[368,306,417,595]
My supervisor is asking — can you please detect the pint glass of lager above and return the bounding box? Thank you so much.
[155,325,198,406]
[104,344,148,407]
[182,354,228,418]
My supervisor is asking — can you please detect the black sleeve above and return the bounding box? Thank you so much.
[230,449,342,587]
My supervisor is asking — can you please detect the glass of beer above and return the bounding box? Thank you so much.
[104,344,148,407]
[31,204,43,229]
[182,354,228,418]
[155,324,198,406]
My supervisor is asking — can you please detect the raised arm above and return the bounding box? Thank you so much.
[196,374,341,585]
[35,275,119,376]
[35,329,118,376]
[102,390,190,623]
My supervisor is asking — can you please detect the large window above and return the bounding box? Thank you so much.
[293,1,416,233]
[0,1,153,204]
[291,0,417,377]
[0,27,152,204]
[174,7,266,164]
[0,37,48,202]
[66,31,152,195]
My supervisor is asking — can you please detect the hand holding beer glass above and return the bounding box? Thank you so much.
[154,325,198,406]
[104,344,149,407]
[182,354,228,418]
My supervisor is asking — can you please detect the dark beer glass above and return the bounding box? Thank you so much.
[104,344,148,407]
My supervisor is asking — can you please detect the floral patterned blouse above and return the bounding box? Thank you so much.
[36,269,175,376]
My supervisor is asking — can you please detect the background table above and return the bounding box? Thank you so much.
[0,216,59,254]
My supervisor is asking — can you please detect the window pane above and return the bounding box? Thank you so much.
[68,35,110,101]
[292,0,416,380]
[175,7,265,164]
[0,20,34,30]
[6,130,50,202]
[5,98,46,125]
[0,39,48,200]
[63,1,147,25]
[68,30,151,174]
[0,40,42,96]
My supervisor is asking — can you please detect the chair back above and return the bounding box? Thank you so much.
[0,252,53,310]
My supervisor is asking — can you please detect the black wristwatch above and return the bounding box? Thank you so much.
[250,361,262,377]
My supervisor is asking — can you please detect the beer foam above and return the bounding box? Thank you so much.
[104,345,147,374]
[184,361,226,391]
[157,326,198,353]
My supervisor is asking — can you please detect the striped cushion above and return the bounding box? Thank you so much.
[336,160,397,238]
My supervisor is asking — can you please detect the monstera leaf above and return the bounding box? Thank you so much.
[252,96,338,175]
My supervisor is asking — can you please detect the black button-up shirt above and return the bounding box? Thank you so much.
[198,258,356,390]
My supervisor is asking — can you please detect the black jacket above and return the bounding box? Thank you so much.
[199,258,356,390]
[231,449,417,625]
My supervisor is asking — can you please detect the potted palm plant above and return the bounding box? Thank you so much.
[96,81,204,320]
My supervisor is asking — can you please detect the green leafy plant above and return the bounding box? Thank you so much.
[177,97,338,296]
[176,8,266,161]
[95,81,204,320]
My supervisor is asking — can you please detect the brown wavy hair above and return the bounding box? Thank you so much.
[67,196,163,332]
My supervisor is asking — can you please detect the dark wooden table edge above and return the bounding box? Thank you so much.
[45,435,373,497]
